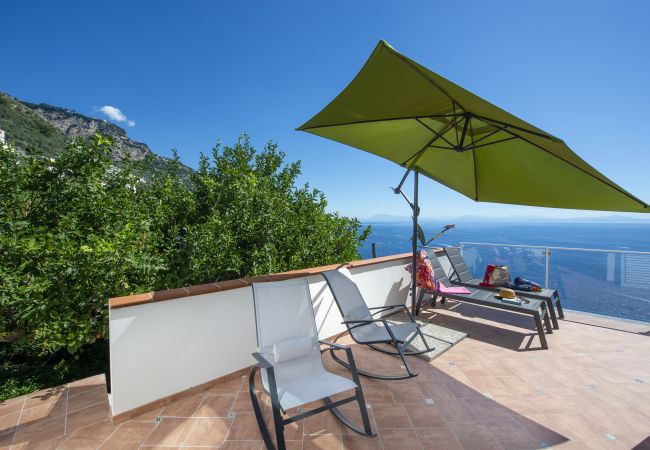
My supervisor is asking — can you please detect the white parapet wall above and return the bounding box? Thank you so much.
[108,255,413,417]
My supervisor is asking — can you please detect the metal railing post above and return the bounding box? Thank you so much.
[545,247,551,288]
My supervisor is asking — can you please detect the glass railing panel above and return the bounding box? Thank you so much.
[547,249,650,322]
[460,243,650,323]
[460,244,547,288]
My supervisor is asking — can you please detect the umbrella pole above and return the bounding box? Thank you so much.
[411,171,419,315]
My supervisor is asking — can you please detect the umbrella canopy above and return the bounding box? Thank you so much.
[298,40,649,213]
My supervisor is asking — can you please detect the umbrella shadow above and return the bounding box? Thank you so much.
[321,343,569,449]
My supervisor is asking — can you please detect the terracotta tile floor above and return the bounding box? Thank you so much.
[1,303,649,449]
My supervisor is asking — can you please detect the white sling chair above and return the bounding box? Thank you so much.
[250,278,375,450]
[322,267,433,380]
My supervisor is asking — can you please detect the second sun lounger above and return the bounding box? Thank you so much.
[444,246,564,329]
[424,255,553,349]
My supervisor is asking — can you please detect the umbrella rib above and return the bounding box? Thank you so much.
[401,117,462,166]
[473,114,560,142]
[415,118,456,148]
[467,136,517,150]
[428,144,460,150]
[453,102,460,147]
[297,114,462,131]
[401,134,448,168]
[464,123,509,148]
[494,127,649,207]
[470,119,478,201]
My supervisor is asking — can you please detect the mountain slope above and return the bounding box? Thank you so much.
[0,93,183,173]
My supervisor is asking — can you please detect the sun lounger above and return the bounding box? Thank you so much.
[422,255,553,349]
[444,246,564,329]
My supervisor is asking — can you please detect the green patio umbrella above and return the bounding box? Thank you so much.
[297,40,649,312]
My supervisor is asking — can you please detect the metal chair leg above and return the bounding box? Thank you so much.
[542,306,553,334]
[545,297,560,329]
[395,342,417,378]
[533,312,549,350]
[249,366,284,450]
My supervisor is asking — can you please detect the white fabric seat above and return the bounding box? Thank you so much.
[252,278,358,411]
[353,321,418,343]
[262,356,357,410]
[250,278,374,448]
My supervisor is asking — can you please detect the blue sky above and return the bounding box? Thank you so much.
[4,1,650,220]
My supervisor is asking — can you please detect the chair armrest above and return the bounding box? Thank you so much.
[251,352,274,369]
[319,339,348,350]
[319,340,362,382]
[342,318,387,325]
[250,352,281,409]
[368,304,403,311]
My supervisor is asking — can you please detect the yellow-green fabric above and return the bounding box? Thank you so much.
[298,40,649,213]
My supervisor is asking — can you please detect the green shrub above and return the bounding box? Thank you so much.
[0,133,369,357]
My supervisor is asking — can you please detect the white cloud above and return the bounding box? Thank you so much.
[99,105,136,127]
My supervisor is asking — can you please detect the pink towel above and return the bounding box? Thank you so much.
[438,281,470,294]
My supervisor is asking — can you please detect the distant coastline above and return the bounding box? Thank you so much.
[365,213,650,224]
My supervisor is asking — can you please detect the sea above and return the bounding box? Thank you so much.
[359,221,650,323]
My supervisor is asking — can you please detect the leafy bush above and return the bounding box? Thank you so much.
[0,134,369,357]
[0,340,108,401]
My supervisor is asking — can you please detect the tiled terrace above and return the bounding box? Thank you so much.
[2,303,649,450]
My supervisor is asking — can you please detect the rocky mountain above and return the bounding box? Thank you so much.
[0,92,186,173]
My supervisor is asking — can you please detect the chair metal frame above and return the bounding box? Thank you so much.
[323,272,434,380]
[250,281,375,450]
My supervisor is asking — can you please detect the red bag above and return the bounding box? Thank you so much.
[480,264,510,287]
[480,264,496,287]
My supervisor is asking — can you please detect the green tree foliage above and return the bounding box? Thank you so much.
[0,134,369,356]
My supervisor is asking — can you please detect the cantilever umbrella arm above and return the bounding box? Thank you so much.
[392,168,420,314]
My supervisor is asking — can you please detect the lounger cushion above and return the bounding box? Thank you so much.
[273,336,315,363]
